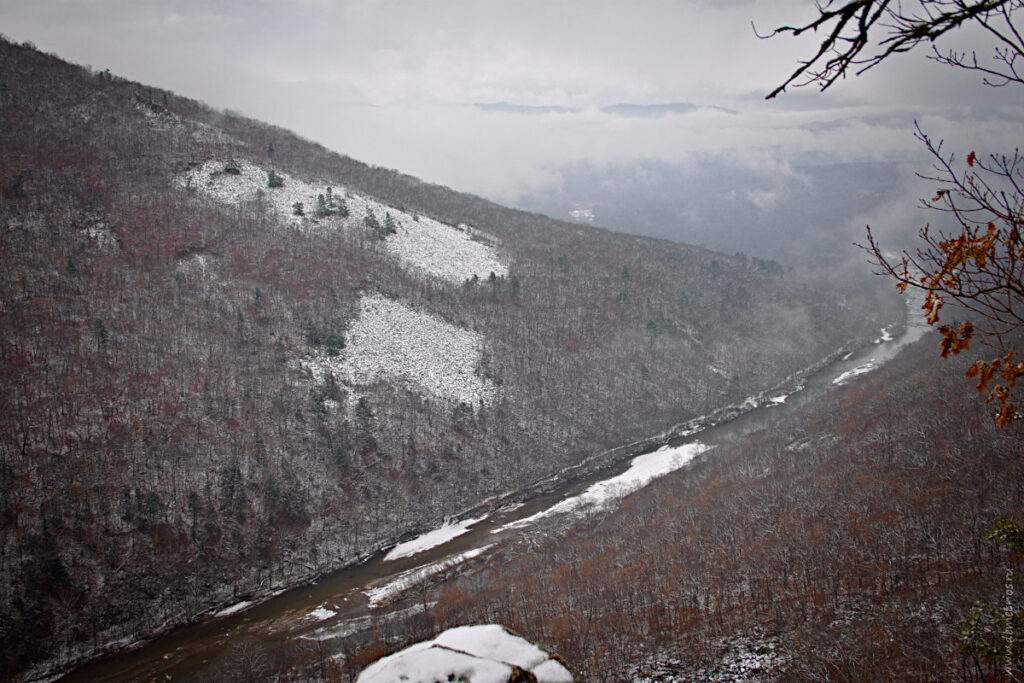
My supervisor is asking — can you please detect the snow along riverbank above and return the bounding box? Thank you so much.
[499,442,711,532]
[384,515,488,561]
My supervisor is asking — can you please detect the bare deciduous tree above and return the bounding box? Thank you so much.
[761,0,1023,99]
[767,0,1024,424]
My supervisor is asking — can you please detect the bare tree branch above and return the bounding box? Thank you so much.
[857,125,1024,423]
[768,2,1024,423]
[762,0,1021,98]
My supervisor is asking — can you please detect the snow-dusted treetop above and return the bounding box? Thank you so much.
[355,624,574,683]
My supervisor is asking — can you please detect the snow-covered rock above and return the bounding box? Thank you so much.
[305,294,496,406]
[355,624,574,682]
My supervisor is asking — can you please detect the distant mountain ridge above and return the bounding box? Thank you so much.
[517,157,921,267]
[472,100,737,116]
[474,101,580,114]
[600,102,738,117]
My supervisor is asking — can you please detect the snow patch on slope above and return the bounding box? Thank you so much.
[305,294,496,405]
[176,159,506,283]
[176,159,336,229]
[384,213,507,284]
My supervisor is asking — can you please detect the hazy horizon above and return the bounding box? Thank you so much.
[3,0,1021,265]
[2,1,1021,201]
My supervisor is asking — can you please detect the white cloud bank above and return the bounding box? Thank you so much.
[3,0,1020,205]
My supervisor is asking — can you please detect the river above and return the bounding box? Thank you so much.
[60,301,928,682]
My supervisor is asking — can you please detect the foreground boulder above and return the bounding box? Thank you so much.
[356,624,574,682]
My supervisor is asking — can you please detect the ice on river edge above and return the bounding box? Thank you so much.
[384,515,488,561]
[361,442,711,611]
[364,545,494,608]
[305,606,337,622]
[304,603,434,643]
[832,300,931,386]
[499,442,711,533]
[832,361,877,385]
[212,600,252,618]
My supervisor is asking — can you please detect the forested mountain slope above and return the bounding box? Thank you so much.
[0,38,895,679]
[367,340,1024,682]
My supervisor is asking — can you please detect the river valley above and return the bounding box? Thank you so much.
[60,301,929,682]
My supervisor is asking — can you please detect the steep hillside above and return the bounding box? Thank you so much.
[0,38,895,679]
[344,340,1023,681]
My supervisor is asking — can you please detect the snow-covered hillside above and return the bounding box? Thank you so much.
[177,158,506,283]
[383,212,507,284]
[305,294,496,406]
[181,160,504,404]
[355,624,574,683]
[177,158,328,228]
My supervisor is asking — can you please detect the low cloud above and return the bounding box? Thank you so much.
[746,189,779,212]
[298,96,1018,207]
[1,0,1019,214]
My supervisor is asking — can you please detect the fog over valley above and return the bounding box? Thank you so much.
[3,0,1022,260]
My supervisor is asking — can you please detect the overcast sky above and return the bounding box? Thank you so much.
[2,0,1021,202]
